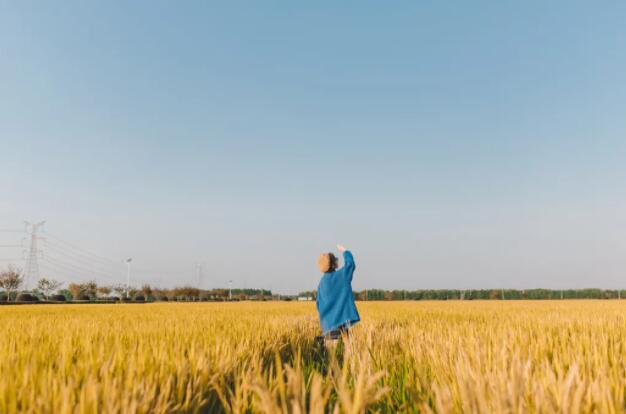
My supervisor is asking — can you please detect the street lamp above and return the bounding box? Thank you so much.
[125,258,132,298]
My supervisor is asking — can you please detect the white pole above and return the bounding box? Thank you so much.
[228,280,232,300]
[125,258,132,298]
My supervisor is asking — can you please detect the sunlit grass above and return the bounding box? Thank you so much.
[1,301,625,413]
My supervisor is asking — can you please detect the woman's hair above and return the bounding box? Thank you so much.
[317,253,338,273]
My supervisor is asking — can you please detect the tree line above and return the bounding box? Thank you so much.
[0,266,273,302]
[3,265,625,303]
[299,288,626,300]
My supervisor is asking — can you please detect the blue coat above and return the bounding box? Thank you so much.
[316,251,360,334]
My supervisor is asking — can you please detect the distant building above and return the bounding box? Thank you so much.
[298,296,313,301]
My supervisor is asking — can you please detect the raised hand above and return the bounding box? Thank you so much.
[336,244,347,253]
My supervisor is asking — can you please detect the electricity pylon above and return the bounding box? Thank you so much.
[23,221,45,290]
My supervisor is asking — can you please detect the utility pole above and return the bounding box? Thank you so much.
[196,262,204,288]
[125,258,132,298]
[23,221,45,291]
[228,279,233,301]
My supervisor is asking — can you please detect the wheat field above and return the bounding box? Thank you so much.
[1,301,625,413]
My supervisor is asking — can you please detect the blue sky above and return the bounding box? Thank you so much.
[2,1,626,293]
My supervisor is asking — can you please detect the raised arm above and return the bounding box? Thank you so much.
[337,244,356,280]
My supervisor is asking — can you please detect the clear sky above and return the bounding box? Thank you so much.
[2,1,626,293]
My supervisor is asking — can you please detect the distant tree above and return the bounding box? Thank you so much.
[212,289,228,299]
[391,290,404,300]
[0,265,23,302]
[128,287,139,299]
[97,285,112,298]
[37,278,63,300]
[173,286,200,300]
[288,288,626,301]
[152,287,165,299]
[58,289,72,301]
[298,290,316,300]
[82,281,98,299]
[112,284,126,299]
[141,284,153,301]
[68,283,84,300]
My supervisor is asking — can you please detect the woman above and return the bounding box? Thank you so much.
[316,244,360,340]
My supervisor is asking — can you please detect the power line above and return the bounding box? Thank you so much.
[44,237,124,268]
[41,261,120,286]
[39,261,77,280]
[43,242,123,274]
[39,260,112,284]
[41,239,178,283]
[45,231,191,278]
[44,237,187,284]
[13,226,198,287]
[131,266,189,275]
[42,255,121,283]
[43,254,119,280]
[43,231,122,266]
